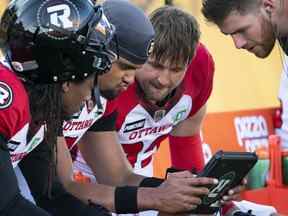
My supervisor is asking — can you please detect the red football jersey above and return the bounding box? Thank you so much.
[64,95,117,163]
[114,43,215,174]
[0,64,30,141]
[0,63,45,167]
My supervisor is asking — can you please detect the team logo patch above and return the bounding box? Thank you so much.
[124,119,146,133]
[37,0,80,40]
[153,109,166,122]
[173,109,187,124]
[0,81,13,109]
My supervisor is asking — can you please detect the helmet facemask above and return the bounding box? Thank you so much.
[3,3,118,84]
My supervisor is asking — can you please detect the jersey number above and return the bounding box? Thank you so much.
[121,136,166,168]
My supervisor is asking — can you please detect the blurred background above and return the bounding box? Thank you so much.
[1,0,287,213]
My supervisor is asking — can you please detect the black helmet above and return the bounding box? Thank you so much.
[0,0,117,83]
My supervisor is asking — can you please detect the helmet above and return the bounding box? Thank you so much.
[103,0,155,65]
[0,0,117,83]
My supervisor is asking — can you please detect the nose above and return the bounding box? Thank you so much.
[157,69,170,87]
[123,70,135,86]
[231,34,247,49]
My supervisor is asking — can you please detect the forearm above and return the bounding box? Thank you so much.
[56,136,115,209]
[79,132,147,187]
[117,171,146,186]
[64,180,115,211]
[65,171,218,214]
[64,179,164,213]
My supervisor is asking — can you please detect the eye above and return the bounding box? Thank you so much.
[117,61,137,71]
[148,61,164,69]
[236,27,248,35]
[173,67,185,73]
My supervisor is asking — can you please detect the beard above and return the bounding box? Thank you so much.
[100,89,118,100]
[257,18,277,58]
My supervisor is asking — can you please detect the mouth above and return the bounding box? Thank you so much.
[246,46,255,52]
[119,84,128,91]
[150,82,164,90]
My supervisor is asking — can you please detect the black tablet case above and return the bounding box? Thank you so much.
[189,150,258,214]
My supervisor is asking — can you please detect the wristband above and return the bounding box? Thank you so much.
[114,186,138,213]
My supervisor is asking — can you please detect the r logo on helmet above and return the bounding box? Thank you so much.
[0,82,13,109]
[37,0,80,40]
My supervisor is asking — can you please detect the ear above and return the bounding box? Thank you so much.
[62,81,71,93]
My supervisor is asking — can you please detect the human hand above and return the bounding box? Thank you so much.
[220,178,247,205]
[152,170,218,214]
[158,212,214,216]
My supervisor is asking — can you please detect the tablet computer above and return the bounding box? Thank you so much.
[190,150,258,214]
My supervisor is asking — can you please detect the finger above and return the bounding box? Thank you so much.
[230,194,241,201]
[220,199,233,205]
[242,178,248,185]
[188,204,198,210]
[176,199,199,212]
[228,185,245,195]
[171,181,210,195]
[221,193,241,203]
[187,177,218,186]
[187,186,209,197]
[167,170,195,178]
[184,198,201,210]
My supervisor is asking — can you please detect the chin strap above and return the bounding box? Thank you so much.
[93,86,104,114]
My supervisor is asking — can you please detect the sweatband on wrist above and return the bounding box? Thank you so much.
[114,186,138,214]
[169,134,205,172]
[139,177,164,187]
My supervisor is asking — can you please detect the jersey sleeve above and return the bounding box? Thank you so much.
[0,105,19,140]
[88,99,117,132]
[88,111,117,132]
[0,67,30,140]
[189,43,215,116]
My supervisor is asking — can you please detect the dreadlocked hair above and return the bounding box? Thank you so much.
[25,82,63,197]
